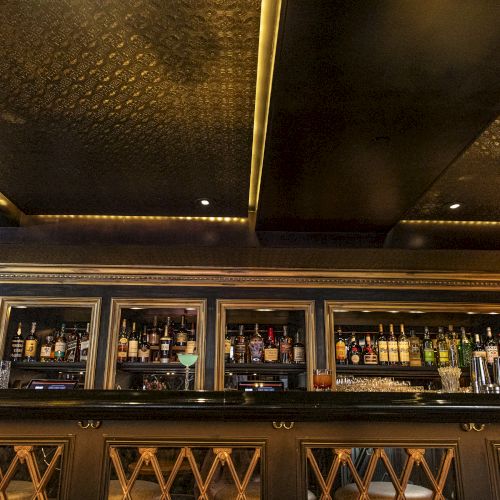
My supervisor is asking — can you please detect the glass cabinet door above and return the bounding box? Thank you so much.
[325,301,500,390]
[215,300,316,391]
[105,299,206,390]
[0,297,101,389]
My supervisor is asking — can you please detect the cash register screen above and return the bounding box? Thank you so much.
[27,380,78,390]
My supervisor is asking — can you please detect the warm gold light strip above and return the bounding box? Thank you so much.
[32,214,247,223]
[401,219,500,226]
[0,191,24,222]
[248,0,282,217]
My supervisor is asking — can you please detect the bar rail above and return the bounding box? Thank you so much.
[0,390,499,422]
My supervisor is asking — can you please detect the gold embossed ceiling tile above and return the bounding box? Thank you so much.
[0,0,261,216]
[406,117,500,221]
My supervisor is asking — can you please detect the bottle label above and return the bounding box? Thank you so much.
[398,341,410,362]
[424,348,435,363]
[350,352,360,365]
[293,346,305,363]
[486,346,498,364]
[364,353,377,365]
[224,339,232,355]
[54,340,66,360]
[378,341,388,362]
[264,347,278,362]
[280,340,292,354]
[438,349,449,364]
[11,340,24,359]
[335,342,346,361]
[249,338,264,361]
[176,332,187,345]
[128,340,138,357]
[234,343,246,362]
[80,340,89,361]
[387,341,399,362]
[138,347,150,361]
[24,340,37,358]
[40,345,52,359]
[185,340,196,354]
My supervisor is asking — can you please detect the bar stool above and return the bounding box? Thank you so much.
[3,480,35,500]
[108,479,161,500]
[334,482,433,499]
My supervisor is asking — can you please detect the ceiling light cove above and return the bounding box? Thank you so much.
[199,199,210,206]
[449,203,461,210]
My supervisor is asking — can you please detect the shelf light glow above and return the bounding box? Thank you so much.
[401,219,499,226]
[32,214,247,224]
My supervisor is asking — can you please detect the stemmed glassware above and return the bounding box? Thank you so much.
[177,353,198,391]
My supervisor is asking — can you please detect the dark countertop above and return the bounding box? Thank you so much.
[0,390,499,422]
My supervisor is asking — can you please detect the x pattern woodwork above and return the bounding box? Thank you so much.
[109,445,261,499]
[306,446,455,500]
[0,445,63,500]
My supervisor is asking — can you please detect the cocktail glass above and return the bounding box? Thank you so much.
[313,368,332,391]
[177,353,198,390]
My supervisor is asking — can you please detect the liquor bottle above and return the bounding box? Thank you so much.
[224,326,232,363]
[423,327,435,366]
[39,333,54,362]
[138,326,151,363]
[264,327,278,363]
[448,330,460,368]
[397,324,410,366]
[485,327,498,365]
[387,324,399,365]
[159,323,172,363]
[54,324,67,362]
[248,323,264,363]
[408,330,422,367]
[127,322,139,362]
[24,322,38,362]
[335,328,347,365]
[472,332,486,358]
[175,315,188,348]
[117,319,129,363]
[10,322,24,361]
[377,324,389,366]
[234,325,247,363]
[347,335,362,365]
[80,323,90,362]
[279,325,293,363]
[148,315,160,362]
[436,327,449,367]
[458,327,471,368]
[362,334,377,365]
[185,322,196,354]
[65,324,81,362]
[293,328,306,363]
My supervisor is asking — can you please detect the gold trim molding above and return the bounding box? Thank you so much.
[0,296,101,389]
[0,264,499,290]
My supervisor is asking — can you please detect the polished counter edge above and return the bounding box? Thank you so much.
[0,390,498,423]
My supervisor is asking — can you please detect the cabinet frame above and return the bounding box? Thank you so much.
[215,299,316,391]
[0,296,101,389]
[104,298,207,390]
[325,300,500,383]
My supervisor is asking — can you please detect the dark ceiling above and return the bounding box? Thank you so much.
[0,0,499,250]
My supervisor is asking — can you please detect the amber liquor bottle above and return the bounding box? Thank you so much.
[117,319,129,363]
[54,324,68,362]
[279,325,293,363]
[138,326,151,363]
[293,329,306,364]
[264,327,279,363]
[24,322,38,362]
[387,324,399,365]
[335,328,347,365]
[234,325,247,363]
[362,335,378,365]
[127,322,139,362]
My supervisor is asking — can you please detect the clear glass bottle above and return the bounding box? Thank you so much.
[485,327,498,365]
[279,325,293,363]
[224,325,232,363]
[448,330,459,368]
[436,327,449,367]
[159,323,172,364]
[293,328,306,364]
[10,322,24,362]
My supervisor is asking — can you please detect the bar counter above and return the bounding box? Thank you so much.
[0,390,499,423]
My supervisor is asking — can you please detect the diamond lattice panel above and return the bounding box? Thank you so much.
[0,0,260,216]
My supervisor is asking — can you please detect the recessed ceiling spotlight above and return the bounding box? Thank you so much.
[199,199,210,206]
[256,308,274,312]
[449,203,461,210]
[14,305,27,309]
[130,307,143,310]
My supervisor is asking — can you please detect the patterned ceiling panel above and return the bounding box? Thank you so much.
[406,117,500,221]
[0,0,260,215]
